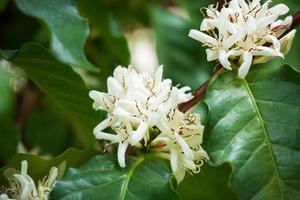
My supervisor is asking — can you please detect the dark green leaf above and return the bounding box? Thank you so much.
[15,0,94,69]
[51,155,178,200]
[24,106,72,156]
[151,6,213,89]
[178,164,236,200]
[78,0,130,67]
[78,0,130,90]
[0,43,100,148]
[0,64,13,115]
[0,148,98,185]
[0,118,20,164]
[205,62,300,200]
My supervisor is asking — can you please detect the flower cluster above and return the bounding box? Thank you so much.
[189,0,296,78]
[0,161,57,200]
[89,66,208,182]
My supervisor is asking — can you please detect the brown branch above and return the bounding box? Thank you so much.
[178,65,224,113]
[280,11,300,40]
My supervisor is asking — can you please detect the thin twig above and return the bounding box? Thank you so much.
[178,65,224,113]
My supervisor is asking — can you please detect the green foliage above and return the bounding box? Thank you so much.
[24,106,72,156]
[0,0,300,199]
[205,62,300,200]
[0,148,97,185]
[0,65,13,115]
[15,0,94,69]
[78,0,130,90]
[51,155,178,200]
[0,43,100,148]
[0,118,20,164]
[151,6,212,89]
[178,164,236,200]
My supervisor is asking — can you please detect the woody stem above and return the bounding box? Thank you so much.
[178,65,224,113]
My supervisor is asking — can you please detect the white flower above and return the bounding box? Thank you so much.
[189,0,296,78]
[0,160,58,200]
[149,109,209,183]
[90,66,208,182]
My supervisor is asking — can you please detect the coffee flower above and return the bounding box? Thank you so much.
[89,66,208,182]
[0,160,58,200]
[149,109,209,183]
[189,0,296,78]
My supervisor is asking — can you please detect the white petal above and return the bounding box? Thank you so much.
[107,77,123,96]
[47,167,58,188]
[237,0,249,12]
[173,161,185,184]
[94,132,120,142]
[21,160,28,177]
[266,35,281,52]
[188,29,218,45]
[245,16,257,34]
[173,132,194,160]
[238,52,253,79]
[130,122,148,145]
[280,29,296,55]
[118,142,128,168]
[269,4,289,16]
[206,49,219,61]
[223,31,245,49]
[94,118,112,133]
[252,46,283,57]
[170,148,178,173]
[154,65,163,88]
[256,15,278,28]
[89,91,113,111]
[219,50,232,70]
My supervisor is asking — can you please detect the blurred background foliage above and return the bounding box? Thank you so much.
[0,0,299,199]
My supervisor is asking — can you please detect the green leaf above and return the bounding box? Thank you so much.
[151,6,213,89]
[78,0,130,67]
[0,64,13,116]
[24,106,71,156]
[178,164,237,200]
[0,118,20,164]
[15,0,94,69]
[0,148,97,185]
[77,0,130,90]
[0,43,100,148]
[205,63,300,200]
[51,155,178,200]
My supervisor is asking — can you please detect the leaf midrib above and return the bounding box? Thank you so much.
[120,156,145,200]
[242,79,284,199]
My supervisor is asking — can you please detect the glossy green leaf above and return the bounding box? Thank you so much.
[51,155,178,200]
[15,0,94,69]
[178,164,237,200]
[0,43,100,148]
[0,148,97,185]
[0,118,20,164]
[205,63,300,200]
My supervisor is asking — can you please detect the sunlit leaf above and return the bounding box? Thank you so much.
[51,155,178,200]
[15,0,94,69]
[205,62,300,199]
